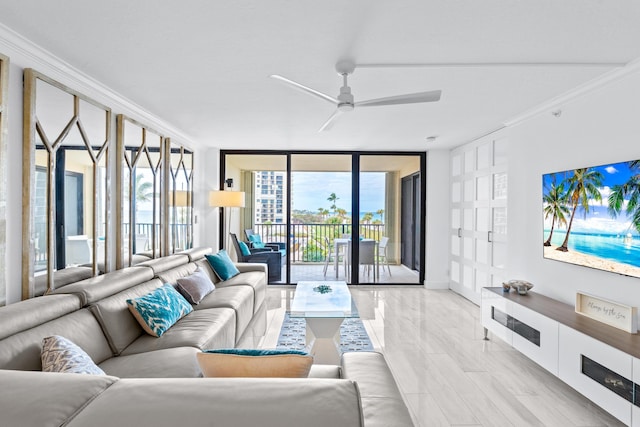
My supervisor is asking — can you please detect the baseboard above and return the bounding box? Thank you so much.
[423,280,449,290]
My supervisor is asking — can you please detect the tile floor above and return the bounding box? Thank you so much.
[262,286,624,427]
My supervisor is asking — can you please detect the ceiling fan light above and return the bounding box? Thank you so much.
[338,103,354,112]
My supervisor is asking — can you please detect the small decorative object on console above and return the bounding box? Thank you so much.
[503,279,534,295]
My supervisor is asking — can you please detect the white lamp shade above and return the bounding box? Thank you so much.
[209,190,245,208]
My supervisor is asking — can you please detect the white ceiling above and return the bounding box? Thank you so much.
[1,1,640,151]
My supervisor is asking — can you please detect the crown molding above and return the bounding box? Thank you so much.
[0,23,198,147]
[503,57,640,127]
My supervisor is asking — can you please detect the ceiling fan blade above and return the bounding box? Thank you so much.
[318,109,343,132]
[355,90,442,107]
[270,75,338,105]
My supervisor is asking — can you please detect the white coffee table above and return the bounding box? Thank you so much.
[290,281,358,364]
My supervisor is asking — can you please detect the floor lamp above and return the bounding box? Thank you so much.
[208,190,245,255]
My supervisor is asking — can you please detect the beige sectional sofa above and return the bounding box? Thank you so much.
[0,247,414,426]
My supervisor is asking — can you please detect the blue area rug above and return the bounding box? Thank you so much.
[276,313,374,353]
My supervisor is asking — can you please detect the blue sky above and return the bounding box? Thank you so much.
[292,172,385,214]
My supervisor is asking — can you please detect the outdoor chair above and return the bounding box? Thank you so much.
[378,236,391,275]
[245,228,286,258]
[346,239,378,282]
[323,236,345,276]
[230,233,283,282]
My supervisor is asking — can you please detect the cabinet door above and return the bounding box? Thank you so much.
[511,303,558,375]
[480,288,512,345]
[633,357,640,427]
[559,325,632,425]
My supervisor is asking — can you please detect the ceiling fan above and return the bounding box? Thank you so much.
[270,61,442,132]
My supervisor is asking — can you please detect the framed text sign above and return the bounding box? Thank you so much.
[576,292,638,334]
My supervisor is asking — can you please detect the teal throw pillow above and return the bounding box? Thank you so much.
[248,234,265,249]
[203,349,309,356]
[41,335,106,375]
[205,250,240,281]
[238,241,252,256]
[126,284,193,337]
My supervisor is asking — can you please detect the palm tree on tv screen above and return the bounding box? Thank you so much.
[557,168,604,252]
[543,181,570,246]
[608,160,640,233]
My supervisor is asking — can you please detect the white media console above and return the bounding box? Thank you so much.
[481,287,640,426]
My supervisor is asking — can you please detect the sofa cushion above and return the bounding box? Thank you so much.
[0,294,81,340]
[64,378,364,427]
[0,370,118,427]
[197,349,313,378]
[156,262,198,286]
[205,251,240,280]
[41,335,106,375]
[195,285,254,343]
[0,308,113,371]
[341,351,414,427]
[120,307,236,356]
[127,284,193,337]
[137,254,190,275]
[214,269,266,314]
[179,246,213,262]
[98,347,202,378]
[90,279,164,355]
[53,266,155,306]
[176,268,216,304]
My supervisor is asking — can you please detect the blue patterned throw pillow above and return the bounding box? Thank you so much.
[238,241,252,256]
[41,335,106,375]
[205,250,240,281]
[127,284,193,337]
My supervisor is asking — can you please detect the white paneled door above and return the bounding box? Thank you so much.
[450,137,508,305]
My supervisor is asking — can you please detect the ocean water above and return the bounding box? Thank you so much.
[545,230,640,268]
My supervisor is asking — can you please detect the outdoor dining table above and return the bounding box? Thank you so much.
[333,238,378,280]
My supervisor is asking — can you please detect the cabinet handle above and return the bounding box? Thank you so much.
[457,228,462,238]
[488,231,492,243]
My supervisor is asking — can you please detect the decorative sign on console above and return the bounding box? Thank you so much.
[575,292,637,334]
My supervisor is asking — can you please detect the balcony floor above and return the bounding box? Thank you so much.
[275,263,420,284]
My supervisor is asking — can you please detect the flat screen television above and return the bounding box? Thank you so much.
[543,159,640,278]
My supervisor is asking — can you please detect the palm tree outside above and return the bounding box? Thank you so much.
[327,193,339,216]
[557,168,604,252]
[543,181,570,246]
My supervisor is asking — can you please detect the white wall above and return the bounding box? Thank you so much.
[506,67,640,306]
[425,149,450,289]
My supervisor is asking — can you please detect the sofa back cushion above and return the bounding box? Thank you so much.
[137,254,190,275]
[0,294,81,340]
[179,246,213,262]
[52,266,155,306]
[0,308,113,370]
[90,278,164,355]
[156,262,197,286]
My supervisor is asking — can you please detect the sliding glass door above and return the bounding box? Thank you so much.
[358,155,421,284]
[222,151,425,285]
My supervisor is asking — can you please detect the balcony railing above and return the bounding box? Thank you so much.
[252,223,385,263]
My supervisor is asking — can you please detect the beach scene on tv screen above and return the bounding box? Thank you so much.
[543,160,640,278]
